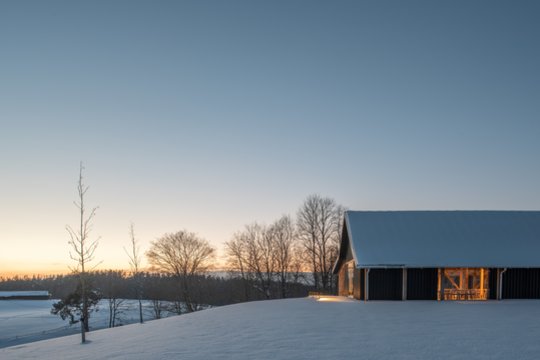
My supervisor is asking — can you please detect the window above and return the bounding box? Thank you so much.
[440,268,489,300]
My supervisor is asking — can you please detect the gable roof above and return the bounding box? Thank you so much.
[341,211,540,269]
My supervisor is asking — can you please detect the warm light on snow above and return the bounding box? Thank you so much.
[316,296,353,302]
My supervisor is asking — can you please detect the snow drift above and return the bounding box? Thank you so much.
[2,297,540,360]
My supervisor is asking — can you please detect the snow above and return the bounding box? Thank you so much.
[345,211,540,268]
[0,300,72,346]
[0,291,49,298]
[2,297,540,360]
[0,299,176,348]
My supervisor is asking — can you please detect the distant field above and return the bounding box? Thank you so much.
[0,299,175,348]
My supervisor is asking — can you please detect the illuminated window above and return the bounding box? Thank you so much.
[441,268,489,300]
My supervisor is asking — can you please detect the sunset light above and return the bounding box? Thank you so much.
[1,1,539,358]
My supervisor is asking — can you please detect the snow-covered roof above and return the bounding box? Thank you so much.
[345,211,540,268]
[0,291,50,298]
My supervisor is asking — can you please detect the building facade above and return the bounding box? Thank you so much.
[334,211,540,300]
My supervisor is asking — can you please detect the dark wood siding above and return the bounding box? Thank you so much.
[502,268,540,299]
[368,269,402,300]
[406,268,438,300]
[488,268,498,300]
[359,268,365,300]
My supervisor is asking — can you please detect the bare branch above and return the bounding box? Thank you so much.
[64,162,100,342]
[146,230,215,312]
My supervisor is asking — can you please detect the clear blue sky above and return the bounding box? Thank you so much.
[1,0,539,274]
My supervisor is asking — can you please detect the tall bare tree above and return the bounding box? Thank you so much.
[250,223,276,299]
[297,194,344,291]
[268,215,301,298]
[146,230,215,312]
[296,195,321,289]
[124,222,144,323]
[226,224,275,299]
[66,162,100,343]
[225,236,252,301]
[225,217,302,299]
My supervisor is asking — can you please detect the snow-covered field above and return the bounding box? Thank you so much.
[0,300,75,347]
[0,299,173,349]
[2,296,540,360]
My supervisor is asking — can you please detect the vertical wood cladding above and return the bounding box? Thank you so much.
[502,268,540,299]
[406,268,438,300]
[359,268,365,300]
[342,266,540,300]
[368,269,403,300]
[488,268,498,300]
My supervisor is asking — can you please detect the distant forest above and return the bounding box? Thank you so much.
[0,270,314,307]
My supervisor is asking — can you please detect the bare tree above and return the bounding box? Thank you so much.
[124,222,144,324]
[269,215,301,298]
[103,270,126,328]
[66,162,100,343]
[107,297,125,328]
[227,224,276,299]
[144,273,166,319]
[296,196,321,289]
[225,215,302,299]
[226,219,301,299]
[251,223,276,299]
[225,236,252,301]
[146,230,215,312]
[150,299,164,319]
[297,194,345,291]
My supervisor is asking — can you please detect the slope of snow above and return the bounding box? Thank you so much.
[2,297,540,360]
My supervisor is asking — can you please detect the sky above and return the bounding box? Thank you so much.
[1,0,539,276]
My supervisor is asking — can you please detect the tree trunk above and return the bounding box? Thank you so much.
[138,298,143,324]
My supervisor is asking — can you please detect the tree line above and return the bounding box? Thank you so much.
[0,270,312,308]
[0,195,345,326]
[1,164,346,343]
[225,194,345,301]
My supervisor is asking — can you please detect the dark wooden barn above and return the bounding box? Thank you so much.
[333,211,540,300]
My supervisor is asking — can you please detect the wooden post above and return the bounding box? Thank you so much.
[348,261,354,297]
[480,268,485,299]
[496,268,501,300]
[437,268,444,301]
[497,268,507,300]
[364,269,370,301]
[402,268,407,301]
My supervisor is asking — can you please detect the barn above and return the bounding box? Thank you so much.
[333,211,540,300]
